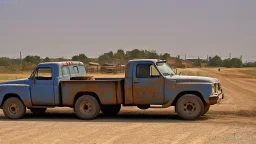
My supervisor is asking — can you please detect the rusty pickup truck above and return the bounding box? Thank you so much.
[0,59,224,120]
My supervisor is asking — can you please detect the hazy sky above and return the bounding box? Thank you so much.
[0,0,255,61]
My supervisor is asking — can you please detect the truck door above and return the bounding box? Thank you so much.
[133,62,164,105]
[29,67,55,106]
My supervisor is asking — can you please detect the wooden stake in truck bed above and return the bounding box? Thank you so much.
[0,59,224,120]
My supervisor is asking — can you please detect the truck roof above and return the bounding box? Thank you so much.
[37,61,85,67]
[128,59,166,63]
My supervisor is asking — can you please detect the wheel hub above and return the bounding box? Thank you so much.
[80,101,92,113]
[184,102,196,112]
[8,103,19,115]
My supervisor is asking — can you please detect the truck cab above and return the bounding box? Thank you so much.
[0,61,88,118]
[27,61,87,106]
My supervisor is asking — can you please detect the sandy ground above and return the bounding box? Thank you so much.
[0,69,256,144]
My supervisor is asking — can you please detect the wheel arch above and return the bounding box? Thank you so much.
[1,93,24,108]
[171,91,206,106]
[73,91,102,107]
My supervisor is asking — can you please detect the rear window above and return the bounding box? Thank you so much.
[78,65,86,75]
[74,66,79,73]
[68,65,80,74]
[61,64,86,76]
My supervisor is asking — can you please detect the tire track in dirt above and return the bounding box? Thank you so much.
[194,69,256,117]
[233,78,256,92]
[190,126,230,144]
[224,78,256,108]
[217,78,256,117]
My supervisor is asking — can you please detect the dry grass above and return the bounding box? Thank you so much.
[0,72,31,81]
[0,71,125,82]
[238,68,256,77]
[0,67,255,82]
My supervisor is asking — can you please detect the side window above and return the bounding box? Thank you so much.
[136,63,160,78]
[150,65,160,76]
[62,66,70,76]
[35,67,52,80]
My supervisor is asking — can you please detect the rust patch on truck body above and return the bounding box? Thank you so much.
[60,79,124,106]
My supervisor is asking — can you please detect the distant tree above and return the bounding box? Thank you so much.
[222,58,242,68]
[44,57,50,62]
[98,51,115,64]
[0,57,10,66]
[231,58,242,68]
[160,53,170,60]
[144,50,159,59]
[129,49,144,59]
[243,62,256,67]
[72,54,89,64]
[115,49,125,59]
[209,55,222,67]
[114,49,126,64]
[23,55,41,64]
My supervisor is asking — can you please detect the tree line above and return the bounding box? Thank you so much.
[0,49,255,68]
[208,55,256,68]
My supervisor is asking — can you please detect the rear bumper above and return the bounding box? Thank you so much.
[209,91,224,105]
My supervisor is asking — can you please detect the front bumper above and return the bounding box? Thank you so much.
[209,90,224,105]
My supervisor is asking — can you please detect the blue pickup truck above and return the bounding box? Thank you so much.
[0,59,224,120]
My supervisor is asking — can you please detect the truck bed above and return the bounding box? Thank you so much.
[60,78,125,106]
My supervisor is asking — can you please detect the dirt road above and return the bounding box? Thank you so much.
[0,70,255,144]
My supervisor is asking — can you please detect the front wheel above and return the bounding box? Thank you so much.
[101,104,121,116]
[175,94,204,120]
[29,108,47,115]
[3,97,26,119]
[74,95,100,120]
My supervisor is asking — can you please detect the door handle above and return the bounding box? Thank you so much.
[134,81,140,83]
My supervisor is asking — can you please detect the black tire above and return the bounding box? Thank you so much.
[3,97,26,119]
[101,104,121,116]
[175,94,204,120]
[202,103,210,116]
[74,95,100,120]
[29,108,47,114]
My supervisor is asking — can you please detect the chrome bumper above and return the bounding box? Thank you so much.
[209,90,224,105]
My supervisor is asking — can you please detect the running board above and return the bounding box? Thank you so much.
[149,105,166,108]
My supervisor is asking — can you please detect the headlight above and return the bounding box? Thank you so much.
[212,83,216,94]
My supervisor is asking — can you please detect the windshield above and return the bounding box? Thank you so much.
[156,62,176,76]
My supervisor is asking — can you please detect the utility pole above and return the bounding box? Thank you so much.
[20,51,22,65]
[229,53,231,59]
[20,51,23,73]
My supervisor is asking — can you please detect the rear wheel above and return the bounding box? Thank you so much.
[3,97,26,119]
[74,95,100,120]
[175,94,204,120]
[101,104,121,116]
[29,108,47,114]
[202,103,210,116]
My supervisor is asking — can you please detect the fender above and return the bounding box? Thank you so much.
[164,82,213,105]
[0,84,32,107]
